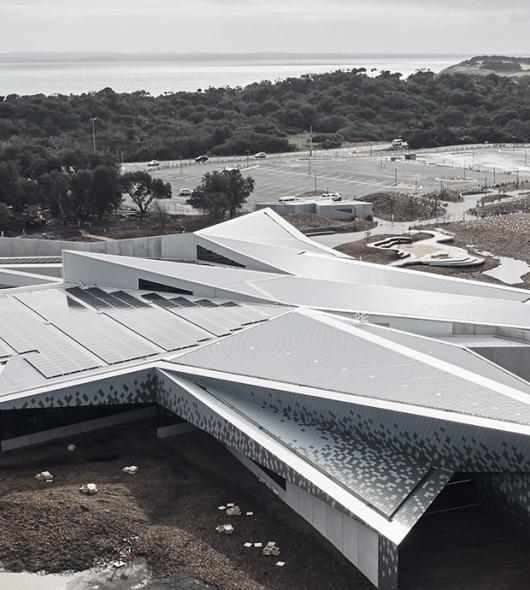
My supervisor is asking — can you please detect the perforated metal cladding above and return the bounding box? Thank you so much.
[191,376,530,473]
[0,369,156,410]
[475,473,530,531]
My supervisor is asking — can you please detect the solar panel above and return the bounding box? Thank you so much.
[105,306,213,351]
[86,287,131,308]
[111,290,150,308]
[168,306,233,337]
[141,293,178,308]
[195,299,218,308]
[0,296,104,377]
[67,296,87,311]
[0,339,14,359]
[66,286,112,309]
[170,297,198,308]
[15,290,162,365]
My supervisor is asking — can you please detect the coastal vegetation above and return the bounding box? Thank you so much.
[442,56,530,78]
[0,65,529,227]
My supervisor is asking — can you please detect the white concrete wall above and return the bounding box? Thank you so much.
[0,268,61,288]
[227,447,379,587]
[0,264,62,278]
[160,233,197,260]
[0,235,163,259]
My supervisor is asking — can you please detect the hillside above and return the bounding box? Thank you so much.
[442,56,530,77]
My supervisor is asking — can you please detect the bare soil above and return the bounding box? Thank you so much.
[421,214,530,288]
[282,213,375,234]
[335,233,433,264]
[10,215,213,242]
[335,221,530,289]
[0,423,372,590]
[359,192,449,222]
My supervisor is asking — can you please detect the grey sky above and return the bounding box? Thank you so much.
[1,0,529,54]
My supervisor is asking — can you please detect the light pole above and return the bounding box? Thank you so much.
[90,117,98,154]
[246,150,250,168]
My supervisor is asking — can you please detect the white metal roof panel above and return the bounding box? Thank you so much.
[175,310,530,426]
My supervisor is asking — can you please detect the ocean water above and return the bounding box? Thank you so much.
[0,54,469,96]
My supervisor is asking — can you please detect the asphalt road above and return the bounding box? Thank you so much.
[122,146,528,215]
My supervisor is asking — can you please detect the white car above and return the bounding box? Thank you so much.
[147,159,160,167]
[254,152,266,159]
[224,166,239,172]
[321,192,342,201]
[179,188,193,196]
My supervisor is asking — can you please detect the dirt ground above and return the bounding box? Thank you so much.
[282,214,375,234]
[335,233,433,264]
[12,214,212,242]
[335,223,530,289]
[358,192,450,222]
[431,214,530,263]
[420,214,530,288]
[0,423,372,590]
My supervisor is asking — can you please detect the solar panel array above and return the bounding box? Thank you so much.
[0,339,15,359]
[17,290,161,365]
[142,293,271,337]
[0,285,282,384]
[0,296,103,378]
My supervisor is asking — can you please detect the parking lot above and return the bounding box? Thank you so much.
[122,146,529,214]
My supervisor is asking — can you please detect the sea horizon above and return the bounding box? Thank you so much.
[0,51,522,97]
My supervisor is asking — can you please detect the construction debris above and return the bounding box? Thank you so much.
[35,471,53,483]
[67,444,76,452]
[79,483,98,495]
[122,466,139,476]
[215,524,234,535]
[262,542,280,557]
[226,505,241,516]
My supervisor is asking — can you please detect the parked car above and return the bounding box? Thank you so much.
[254,152,266,159]
[195,155,209,163]
[147,159,160,167]
[321,192,342,201]
[179,188,193,196]
[224,166,238,172]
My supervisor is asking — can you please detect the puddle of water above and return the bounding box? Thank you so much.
[484,256,530,285]
[0,570,78,590]
[0,562,215,590]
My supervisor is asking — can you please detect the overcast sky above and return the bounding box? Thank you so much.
[1,0,529,55]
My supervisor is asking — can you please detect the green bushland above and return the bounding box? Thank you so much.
[1,67,529,225]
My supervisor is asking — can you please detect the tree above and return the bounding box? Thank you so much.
[152,177,172,199]
[38,170,72,221]
[119,170,170,218]
[70,170,92,220]
[151,201,172,232]
[187,169,255,221]
[0,161,22,209]
[90,165,122,219]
